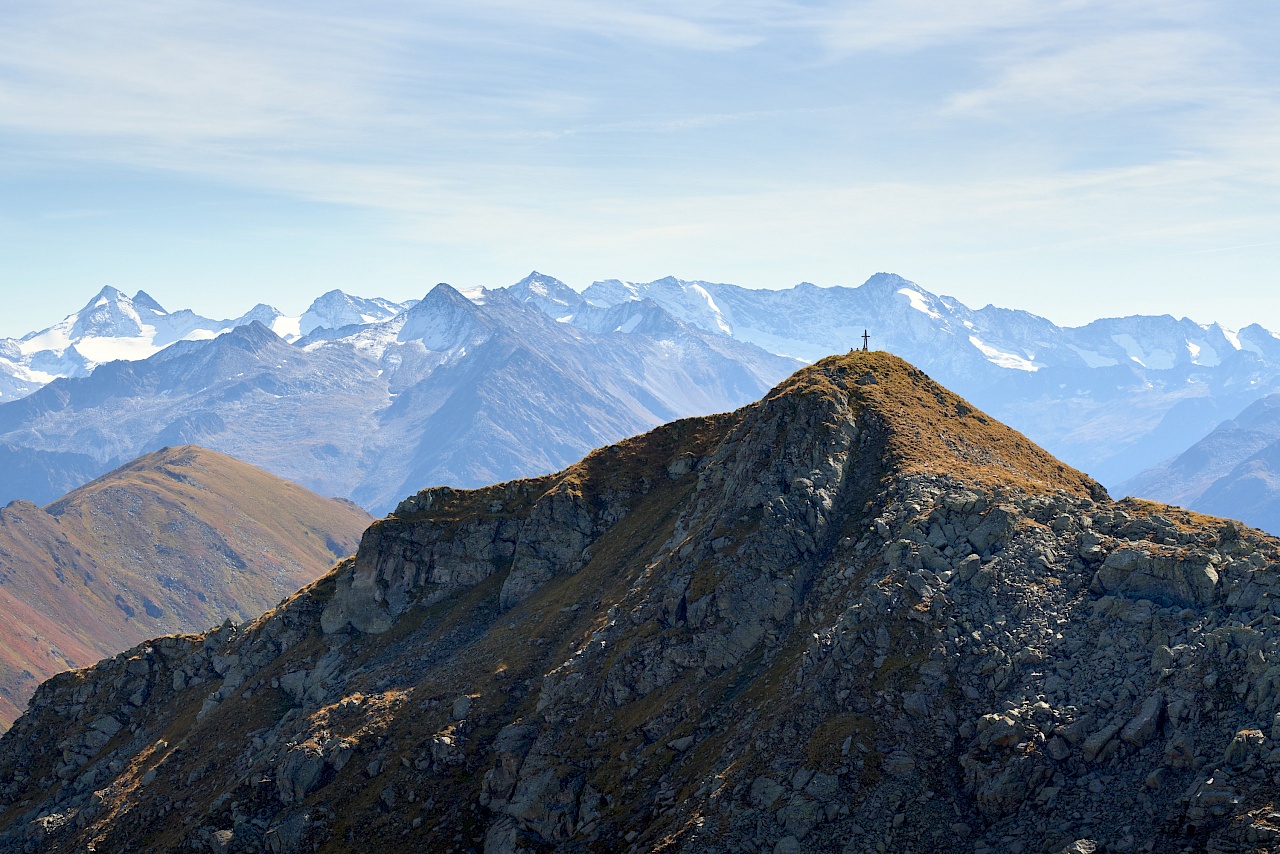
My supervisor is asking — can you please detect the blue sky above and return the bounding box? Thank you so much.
[1,0,1277,337]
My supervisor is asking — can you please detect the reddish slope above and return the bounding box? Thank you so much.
[0,445,371,728]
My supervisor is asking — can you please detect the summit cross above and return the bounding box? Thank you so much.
[861,330,870,352]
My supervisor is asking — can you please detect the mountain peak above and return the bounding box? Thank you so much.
[11,352,1276,851]
[514,270,557,286]
[70,286,150,340]
[78,285,127,313]
[299,290,405,337]
[783,351,1107,500]
[860,271,915,291]
[398,283,490,348]
[217,319,283,353]
[130,290,167,315]
[415,282,470,307]
[508,271,581,313]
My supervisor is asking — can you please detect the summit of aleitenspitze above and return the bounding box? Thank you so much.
[6,353,1280,853]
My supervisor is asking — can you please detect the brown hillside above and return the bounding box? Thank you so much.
[772,352,1106,499]
[0,445,370,728]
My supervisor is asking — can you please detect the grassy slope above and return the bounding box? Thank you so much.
[0,445,371,728]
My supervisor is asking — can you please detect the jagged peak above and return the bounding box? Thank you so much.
[302,289,355,312]
[512,270,564,287]
[217,319,283,349]
[130,290,167,315]
[239,303,283,322]
[77,285,127,313]
[509,271,581,306]
[397,283,491,348]
[409,282,475,312]
[860,272,914,288]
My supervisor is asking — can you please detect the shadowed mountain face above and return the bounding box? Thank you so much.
[0,445,370,729]
[0,288,799,514]
[6,354,1280,852]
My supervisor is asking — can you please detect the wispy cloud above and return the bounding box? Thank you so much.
[947,29,1226,116]
[811,0,1203,54]
[0,0,1278,336]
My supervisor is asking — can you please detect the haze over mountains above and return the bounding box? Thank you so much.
[0,445,370,729]
[4,271,1280,523]
[6,354,1280,852]
[1122,393,1280,534]
[0,288,309,403]
[0,281,795,513]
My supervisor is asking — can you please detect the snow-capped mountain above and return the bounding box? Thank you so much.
[524,272,1280,488]
[0,287,419,404]
[0,285,799,513]
[0,287,293,403]
[298,290,414,337]
[506,271,582,319]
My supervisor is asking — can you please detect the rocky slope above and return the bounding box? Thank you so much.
[0,445,370,729]
[3,354,1280,853]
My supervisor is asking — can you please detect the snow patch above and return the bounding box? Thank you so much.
[898,288,940,320]
[272,316,302,342]
[1186,340,1220,367]
[1111,334,1174,370]
[1068,346,1118,368]
[969,336,1039,372]
[73,335,164,364]
[17,327,73,356]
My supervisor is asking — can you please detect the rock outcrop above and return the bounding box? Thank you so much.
[2,353,1280,853]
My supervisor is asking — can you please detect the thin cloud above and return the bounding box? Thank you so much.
[811,0,1203,54]
[947,30,1226,116]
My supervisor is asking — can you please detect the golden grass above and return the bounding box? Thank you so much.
[769,352,1104,498]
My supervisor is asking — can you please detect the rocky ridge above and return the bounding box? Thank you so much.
[1,354,1279,853]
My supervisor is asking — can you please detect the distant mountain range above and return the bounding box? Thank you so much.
[0,281,796,513]
[4,271,1280,520]
[566,273,1280,489]
[0,288,300,402]
[0,445,370,729]
[1121,394,1280,533]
